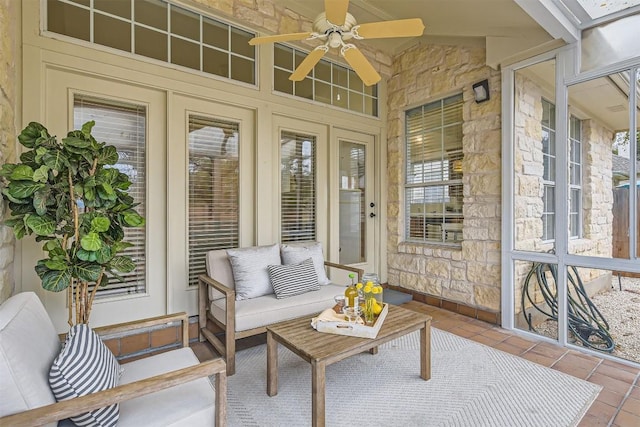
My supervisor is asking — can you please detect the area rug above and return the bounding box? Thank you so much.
[226,328,601,427]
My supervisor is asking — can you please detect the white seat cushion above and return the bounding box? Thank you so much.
[117,348,216,427]
[0,292,60,427]
[211,283,345,331]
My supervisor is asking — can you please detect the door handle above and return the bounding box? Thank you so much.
[370,202,375,208]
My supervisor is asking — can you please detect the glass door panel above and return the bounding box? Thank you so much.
[339,141,366,264]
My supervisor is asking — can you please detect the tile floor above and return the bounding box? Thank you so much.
[191,300,640,427]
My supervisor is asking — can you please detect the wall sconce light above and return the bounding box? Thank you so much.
[472,79,490,103]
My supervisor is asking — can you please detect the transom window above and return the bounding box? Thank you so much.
[273,44,378,117]
[46,0,256,85]
[405,94,464,245]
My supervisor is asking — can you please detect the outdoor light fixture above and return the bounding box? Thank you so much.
[473,79,490,103]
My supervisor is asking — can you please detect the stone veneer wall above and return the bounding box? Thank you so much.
[0,0,18,303]
[386,43,502,312]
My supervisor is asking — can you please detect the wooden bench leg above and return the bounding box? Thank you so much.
[369,346,378,355]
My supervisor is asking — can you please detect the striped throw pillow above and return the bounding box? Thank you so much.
[268,258,319,299]
[49,324,123,427]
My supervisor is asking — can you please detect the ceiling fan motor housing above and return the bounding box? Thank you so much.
[314,12,357,47]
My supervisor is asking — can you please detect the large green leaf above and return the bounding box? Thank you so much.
[45,259,68,271]
[33,190,49,216]
[9,165,34,181]
[62,135,92,149]
[109,256,136,273]
[95,245,112,264]
[0,163,17,178]
[74,263,102,282]
[81,120,95,137]
[98,146,119,165]
[123,211,145,227]
[32,165,50,183]
[98,183,116,201]
[91,216,110,232]
[2,188,28,204]
[42,151,68,171]
[8,181,45,198]
[84,186,96,201]
[25,215,56,236]
[80,232,102,251]
[76,248,98,262]
[42,269,72,292]
[111,241,133,254]
[18,122,48,148]
[19,150,37,165]
[11,221,27,239]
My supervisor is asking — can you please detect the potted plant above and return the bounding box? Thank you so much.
[0,121,145,325]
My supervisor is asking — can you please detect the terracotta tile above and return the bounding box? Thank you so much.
[552,357,596,380]
[612,409,640,427]
[441,300,458,312]
[602,359,640,375]
[593,362,639,384]
[578,413,611,426]
[480,328,511,342]
[431,319,460,331]
[151,326,178,348]
[588,373,634,395]
[528,341,568,359]
[458,319,492,333]
[457,304,476,318]
[494,341,525,356]
[468,334,502,347]
[630,386,640,400]
[581,400,617,424]
[447,326,476,338]
[189,321,199,341]
[502,335,536,351]
[621,396,640,416]
[103,338,120,356]
[555,352,601,376]
[520,350,557,367]
[413,293,427,304]
[120,332,150,355]
[596,389,626,408]
[476,309,499,325]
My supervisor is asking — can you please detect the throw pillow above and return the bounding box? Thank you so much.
[280,242,331,285]
[268,258,320,299]
[49,324,123,427]
[227,244,281,300]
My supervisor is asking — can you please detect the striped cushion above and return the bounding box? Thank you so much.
[268,258,319,299]
[49,324,123,427]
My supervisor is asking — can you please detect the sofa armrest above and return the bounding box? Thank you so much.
[0,358,227,427]
[324,261,364,282]
[198,274,235,300]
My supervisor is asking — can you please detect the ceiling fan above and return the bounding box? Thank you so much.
[248,0,425,86]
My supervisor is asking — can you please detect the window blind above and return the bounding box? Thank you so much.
[188,116,239,287]
[281,131,316,243]
[74,96,147,297]
[405,94,464,244]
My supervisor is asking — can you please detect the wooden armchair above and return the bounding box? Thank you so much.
[0,292,226,427]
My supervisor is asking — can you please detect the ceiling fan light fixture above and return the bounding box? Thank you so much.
[328,32,343,48]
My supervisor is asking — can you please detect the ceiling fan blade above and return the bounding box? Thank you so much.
[289,47,328,81]
[341,46,381,86]
[355,18,425,39]
[249,32,313,45]
[325,0,350,26]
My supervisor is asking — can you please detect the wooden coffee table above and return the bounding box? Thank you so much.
[266,304,431,427]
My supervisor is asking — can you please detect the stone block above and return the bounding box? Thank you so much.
[474,285,501,311]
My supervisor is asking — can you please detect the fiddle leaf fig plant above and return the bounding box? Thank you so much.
[0,121,145,325]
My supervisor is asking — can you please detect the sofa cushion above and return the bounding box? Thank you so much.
[268,258,319,299]
[0,292,60,427]
[211,283,345,331]
[49,324,123,427]
[205,249,235,301]
[116,348,215,427]
[280,242,331,285]
[227,244,281,300]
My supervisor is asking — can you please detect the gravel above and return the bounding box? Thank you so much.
[532,276,640,364]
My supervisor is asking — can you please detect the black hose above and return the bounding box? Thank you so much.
[521,261,614,353]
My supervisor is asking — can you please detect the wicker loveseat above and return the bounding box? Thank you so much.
[198,243,363,375]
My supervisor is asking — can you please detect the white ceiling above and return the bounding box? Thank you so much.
[278,0,552,54]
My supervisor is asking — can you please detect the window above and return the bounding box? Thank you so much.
[405,94,464,244]
[541,99,556,241]
[188,116,239,287]
[74,96,147,297]
[273,44,378,117]
[281,131,316,242]
[541,99,583,241]
[46,0,256,84]
[569,116,583,238]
